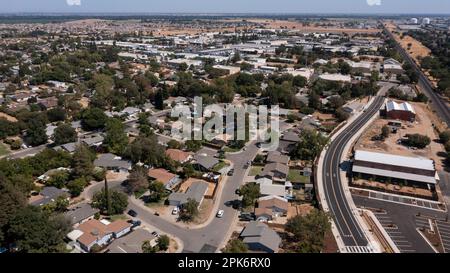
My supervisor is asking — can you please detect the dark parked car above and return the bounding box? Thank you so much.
[227,169,235,176]
[127,209,138,217]
[239,212,255,221]
[131,220,141,228]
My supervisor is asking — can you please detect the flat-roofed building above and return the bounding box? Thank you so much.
[352,150,437,188]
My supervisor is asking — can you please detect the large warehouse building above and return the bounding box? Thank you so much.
[352,150,437,189]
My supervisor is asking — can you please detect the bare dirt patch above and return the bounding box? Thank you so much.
[355,101,446,171]
[0,112,18,122]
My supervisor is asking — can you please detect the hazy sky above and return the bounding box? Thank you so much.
[2,0,450,14]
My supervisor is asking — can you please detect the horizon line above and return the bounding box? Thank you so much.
[0,12,449,16]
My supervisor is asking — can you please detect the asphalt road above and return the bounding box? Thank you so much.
[83,142,260,253]
[383,25,450,127]
[6,144,48,159]
[322,96,385,246]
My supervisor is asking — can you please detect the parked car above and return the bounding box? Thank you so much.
[131,220,141,228]
[239,212,255,221]
[227,169,235,176]
[151,231,160,237]
[127,209,138,217]
[216,210,224,218]
[172,207,179,215]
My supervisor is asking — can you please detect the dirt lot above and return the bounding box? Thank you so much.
[223,18,380,34]
[398,35,431,63]
[0,112,18,122]
[287,203,314,219]
[355,101,447,171]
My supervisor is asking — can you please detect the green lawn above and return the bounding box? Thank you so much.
[0,143,10,157]
[109,214,128,221]
[249,166,264,176]
[222,146,241,153]
[288,170,310,184]
[212,161,230,172]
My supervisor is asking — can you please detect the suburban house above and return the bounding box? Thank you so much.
[239,221,281,253]
[29,186,69,207]
[168,181,209,207]
[352,150,437,189]
[148,168,181,190]
[278,130,301,154]
[65,203,100,226]
[67,219,132,252]
[254,195,289,221]
[37,97,59,110]
[107,229,157,253]
[165,149,193,164]
[57,142,77,153]
[259,163,289,182]
[192,154,220,172]
[384,100,416,122]
[94,153,132,172]
[120,106,141,120]
[255,178,292,199]
[266,151,290,165]
[81,134,104,147]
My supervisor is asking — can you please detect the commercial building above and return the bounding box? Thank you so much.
[384,100,416,122]
[352,150,437,189]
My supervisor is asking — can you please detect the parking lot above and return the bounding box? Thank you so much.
[436,221,450,253]
[368,191,444,211]
[372,210,417,253]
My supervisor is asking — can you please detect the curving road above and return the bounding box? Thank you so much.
[83,142,260,253]
[321,96,386,247]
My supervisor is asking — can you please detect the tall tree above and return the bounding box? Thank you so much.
[6,206,70,253]
[0,180,26,244]
[91,188,128,215]
[80,107,108,131]
[179,198,199,222]
[285,209,331,253]
[26,117,48,146]
[53,124,77,145]
[238,182,260,208]
[72,144,95,178]
[222,239,248,253]
[104,118,128,155]
[126,166,149,194]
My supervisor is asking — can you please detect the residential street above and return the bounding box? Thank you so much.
[82,142,260,253]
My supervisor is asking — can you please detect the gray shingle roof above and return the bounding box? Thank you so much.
[193,154,219,170]
[261,163,289,177]
[31,186,68,206]
[266,151,290,165]
[94,153,132,170]
[65,203,99,225]
[168,181,209,206]
[240,221,281,252]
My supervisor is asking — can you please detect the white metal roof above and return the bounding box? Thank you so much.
[385,100,415,114]
[354,150,435,171]
[352,166,436,184]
